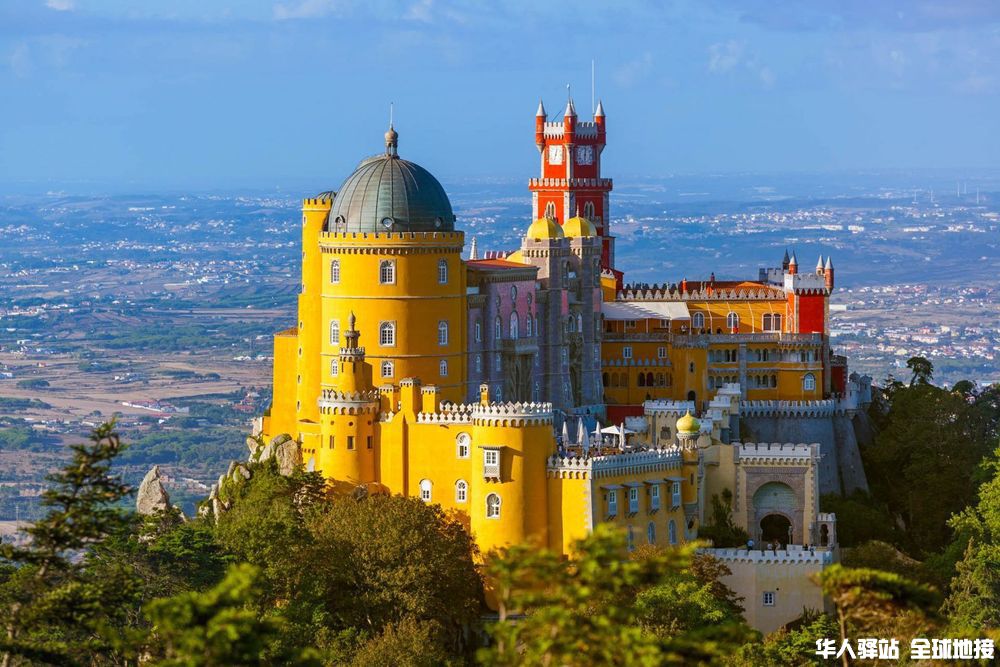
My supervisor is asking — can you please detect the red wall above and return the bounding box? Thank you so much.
[797,295,826,334]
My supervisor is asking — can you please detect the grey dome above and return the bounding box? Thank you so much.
[327,131,455,233]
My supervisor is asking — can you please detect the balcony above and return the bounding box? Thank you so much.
[500,336,539,355]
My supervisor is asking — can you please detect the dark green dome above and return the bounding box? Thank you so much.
[326,127,455,233]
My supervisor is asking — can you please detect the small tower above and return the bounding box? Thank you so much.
[815,255,824,275]
[535,100,546,150]
[824,256,835,290]
[788,251,798,275]
[676,411,700,449]
[781,249,790,271]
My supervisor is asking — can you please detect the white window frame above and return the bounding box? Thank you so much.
[628,487,639,514]
[380,360,394,378]
[455,479,468,503]
[486,492,501,518]
[692,312,705,329]
[672,481,682,508]
[657,346,667,359]
[331,359,338,377]
[330,320,340,346]
[379,259,396,285]
[495,316,502,340]
[727,312,740,330]
[622,346,633,359]
[439,359,448,377]
[456,433,470,459]
[475,320,482,342]
[763,591,776,607]
[419,479,432,503]
[803,373,816,392]
[379,321,396,347]
[438,320,449,346]
[437,259,448,284]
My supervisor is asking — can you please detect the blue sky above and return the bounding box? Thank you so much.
[2,0,1000,190]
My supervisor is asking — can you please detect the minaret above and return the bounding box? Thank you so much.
[469,236,479,260]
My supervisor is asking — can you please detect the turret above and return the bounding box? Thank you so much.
[824,256,835,290]
[815,255,824,275]
[563,98,577,144]
[535,100,546,151]
[788,251,798,275]
[594,99,606,138]
[782,249,790,271]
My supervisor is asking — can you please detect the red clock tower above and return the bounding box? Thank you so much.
[530,97,615,270]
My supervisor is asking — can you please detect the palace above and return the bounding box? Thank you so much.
[256,99,871,632]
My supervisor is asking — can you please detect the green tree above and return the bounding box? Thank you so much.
[727,610,839,666]
[697,489,750,548]
[906,356,934,386]
[346,618,453,667]
[0,422,134,667]
[142,563,318,666]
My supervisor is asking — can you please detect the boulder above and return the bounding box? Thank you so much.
[136,465,171,516]
[234,463,251,480]
[275,438,302,476]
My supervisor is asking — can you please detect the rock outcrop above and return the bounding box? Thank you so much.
[202,433,302,523]
[136,465,173,516]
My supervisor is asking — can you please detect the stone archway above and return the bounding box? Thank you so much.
[760,513,792,547]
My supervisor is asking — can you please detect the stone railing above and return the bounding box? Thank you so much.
[700,547,834,565]
[547,446,685,479]
[471,401,554,426]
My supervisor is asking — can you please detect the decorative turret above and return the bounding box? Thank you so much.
[788,251,798,275]
[470,236,479,260]
[563,97,577,144]
[535,100,546,150]
[782,248,790,271]
[824,256,834,290]
[385,124,398,157]
[594,99,606,137]
[676,410,700,447]
[815,255,824,275]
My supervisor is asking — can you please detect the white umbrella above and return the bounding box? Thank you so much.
[561,421,569,447]
[576,418,588,446]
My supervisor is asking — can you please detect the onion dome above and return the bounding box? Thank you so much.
[563,216,596,238]
[326,126,455,234]
[525,217,565,241]
[676,411,700,436]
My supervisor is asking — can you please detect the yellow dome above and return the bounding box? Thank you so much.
[525,217,565,241]
[676,411,700,435]
[563,216,597,238]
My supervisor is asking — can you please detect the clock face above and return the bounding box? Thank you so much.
[547,145,563,165]
[576,145,594,165]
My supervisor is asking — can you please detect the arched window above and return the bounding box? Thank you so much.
[495,316,502,340]
[638,373,646,387]
[692,312,705,330]
[669,519,677,545]
[544,202,556,219]
[438,320,449,345]
[772,314,782,331]
[525,315,532,337]
[379,260,395,284]
[494,353,501,371]
[803,373,816,392]
[602,372,609,387]
[509,312,519,339]
[534,315,540,337]
[456,433,470,459]
[379,321,395,347]
[419,479,432,502]
[381,360,394,378]
[726,312,740,330]
[439,359,448,376]
[486,493,501,518]
[475,320,481,342]
[329,320,340,345]
[763,313,772,331]
[455,480,468,503]
[647,521,656,544]
[437,259,448,284]
[583,201,595,219]
[331,359,338,377]
[330,259,340,284]
[475,355,482,373]
[576,313,583,333]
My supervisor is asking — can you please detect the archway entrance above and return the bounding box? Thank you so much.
[686,390,696,403]
[760,514,791,547]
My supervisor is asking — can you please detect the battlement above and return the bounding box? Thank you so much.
[472,401,554,425]
[700,546,834,565]
[302,196,334,207]
[642,399,695,415]
[528,177,613,190]
[604,357,673,367]
[735,442,819,464]
[817,512,836,523]
[416,411,471,424]
[318,231,464,243]
[318,388,380,413]
[617,285,785,301]
[740,399,837,418]
[785,272,828,294]
[546,445,684,479]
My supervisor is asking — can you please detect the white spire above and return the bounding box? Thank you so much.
[824,256,833,270]
[789,250,798,266]
[536,99,546,117]
[595,99,605,117]
[469,237,479,260]
[565,98,576,117]
[816,255,824,272]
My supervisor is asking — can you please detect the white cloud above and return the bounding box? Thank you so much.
[708,40,744,73]
[45,0,75,10]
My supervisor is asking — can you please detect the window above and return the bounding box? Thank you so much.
[763,592,775,607]
[576,313,583,333]
[455,480,468,503]
[456,433,470,459]
[494,353,502,372]
[484,449,500,478]
[438,320,449,345]
[622,346,633,359]
[692,312,705,329]
[672,482,682,508]
[510,312,519,338]
[331,359,338,377]
[803,373,816,392]
[486,493,501,518]
[439,359,448,376]
[495,316,502,340]
[583,201,595,218]
[379,259,395,284]
[475,354,482,373]
[379,321,396,346]
[381,360,394,378]
[525,316,532,336]
[510,285,517,301]
[438,259,448,284]
[475,320,481,342]
[347,436,354,450]
[328,435,334,449]
[544,201,556,219]
[657,346,667,358]
[419,479,432,502]
[772,314,781,331]
[330,319,340,346]
[726,312,740,330]
[650,485,661,510]
[669,519,678,545]
[628,487,639,514]
[367,435,372,449]
[607,490,618,516]
[647,522,656,544]
[330,259,340,284]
